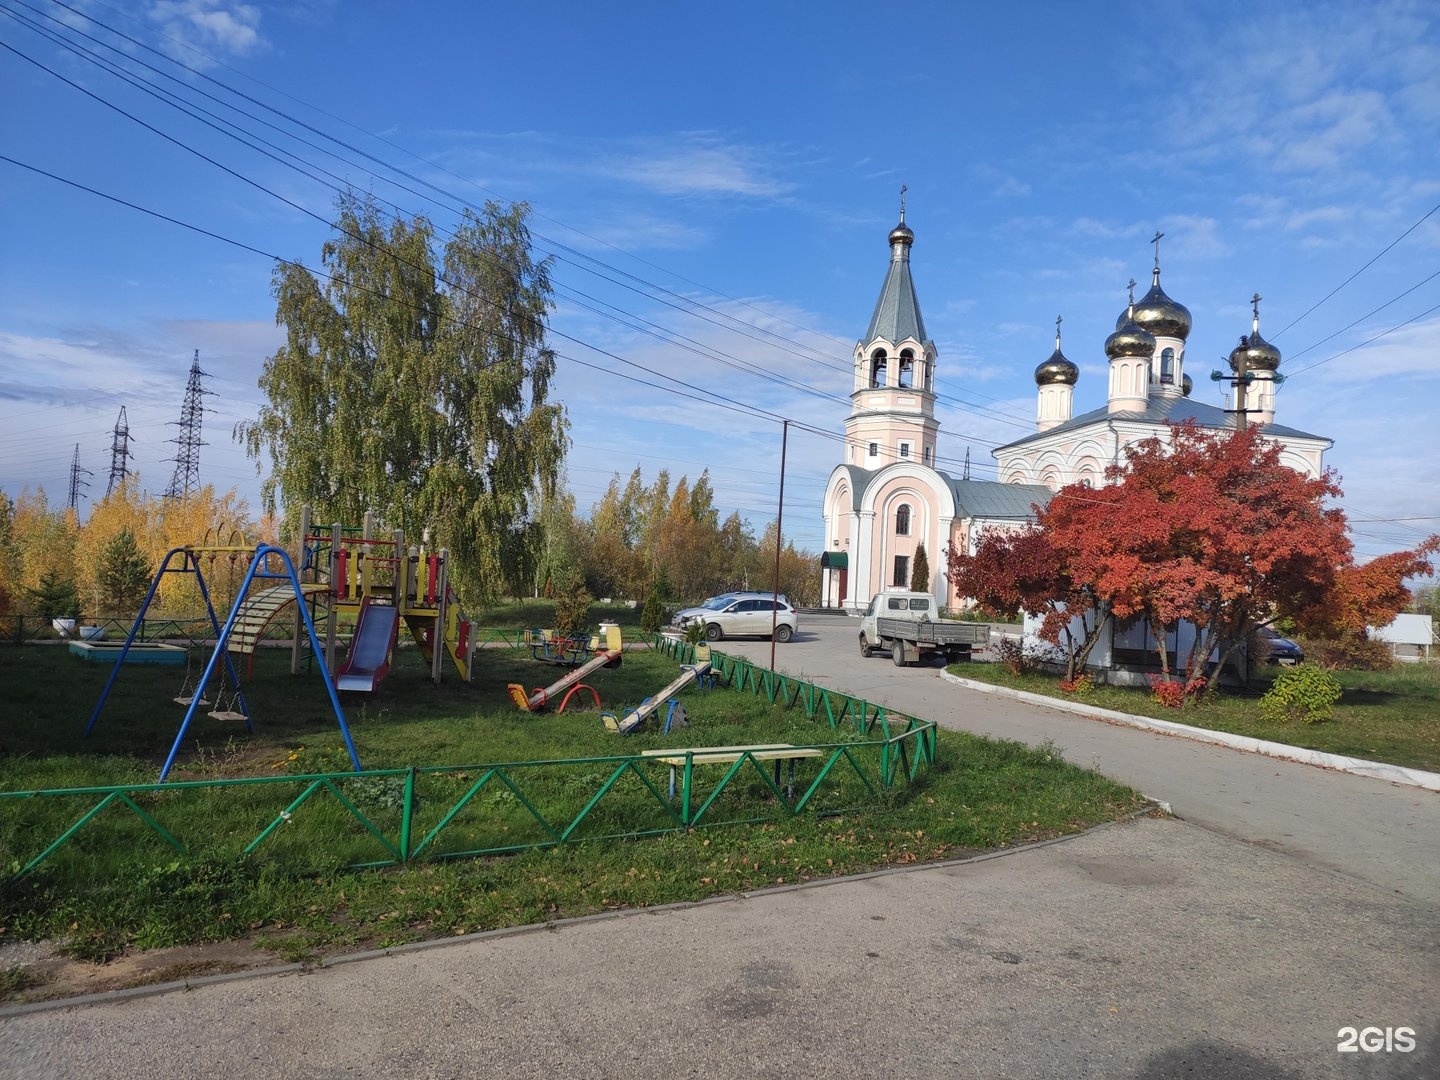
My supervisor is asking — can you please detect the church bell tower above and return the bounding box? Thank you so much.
[846,189,940,472]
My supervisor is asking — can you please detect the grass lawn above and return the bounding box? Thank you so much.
[949,660,1440,773]
[0,638,1143,999]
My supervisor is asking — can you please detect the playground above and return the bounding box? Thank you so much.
[0,602,1144,991]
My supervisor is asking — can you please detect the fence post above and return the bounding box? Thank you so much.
[400,767,416,861]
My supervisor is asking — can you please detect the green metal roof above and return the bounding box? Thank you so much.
[941,476,1052,519]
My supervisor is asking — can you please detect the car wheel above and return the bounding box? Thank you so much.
[859,635,873,659]
[774,624,793,643]
[705,622,723,642]
[892,640,906,667]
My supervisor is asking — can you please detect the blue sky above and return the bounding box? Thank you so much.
[2,0,1437,561]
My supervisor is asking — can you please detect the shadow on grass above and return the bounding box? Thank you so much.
[1338,686,1399,707]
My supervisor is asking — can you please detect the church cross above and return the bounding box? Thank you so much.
[1152,231,1164,269]
[1127,278,1137,306]
[1055,314,1063,349]
[899,184,908,223]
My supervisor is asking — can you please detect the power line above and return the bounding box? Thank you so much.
[7,0,1037,433]
[1280,269,1440,366]
[0,149,1012,494]
[1271,200,1440,340]
[1284,301,1440,378]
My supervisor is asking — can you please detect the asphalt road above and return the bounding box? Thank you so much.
[2,615,1435,1077]
[717,615,1440,904]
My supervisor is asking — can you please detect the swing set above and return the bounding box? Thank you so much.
[85,541,362,782]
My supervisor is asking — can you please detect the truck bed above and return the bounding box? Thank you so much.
[875,616,988,647]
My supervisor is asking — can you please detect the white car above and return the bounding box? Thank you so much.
[672,592,798,642]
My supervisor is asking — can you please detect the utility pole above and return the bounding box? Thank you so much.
[164,350,213,500]
[1212,294,1262,431]
[106,405,134,496]
[770,419,788,670]
[67,443,92,511]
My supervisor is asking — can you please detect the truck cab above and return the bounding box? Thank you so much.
[859,590,934,652]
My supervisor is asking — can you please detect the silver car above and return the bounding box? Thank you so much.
[673,592,798,642]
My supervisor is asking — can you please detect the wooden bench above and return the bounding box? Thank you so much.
[640,743,828,799]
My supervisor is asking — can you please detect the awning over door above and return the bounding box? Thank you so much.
[820,551,848,569]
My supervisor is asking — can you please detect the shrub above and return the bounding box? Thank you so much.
[993,635,1034,675]
[98,528,152,616]
[1057,673,1095,697]
[552,569,593,641]
[1303,633,1394,672]
[1147,673,1206,709]
[1260,663,1343,724]
[910,543,931,593]
[24,571,79,620]
[639,580,666,635]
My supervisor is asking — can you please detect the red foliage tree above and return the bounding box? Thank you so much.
[953,421,1437,690]
[950,524,1110,681]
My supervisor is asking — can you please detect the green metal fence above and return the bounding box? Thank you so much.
[1,646,936,881]
[2,728,934,880]
[652,634,928,742]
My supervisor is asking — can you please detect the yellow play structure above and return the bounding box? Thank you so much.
[223,505,477,690]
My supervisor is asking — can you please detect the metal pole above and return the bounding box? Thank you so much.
[770,419,788,669]
[1235,345,1249,432]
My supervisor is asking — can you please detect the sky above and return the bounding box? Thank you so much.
[1,0,1437,562]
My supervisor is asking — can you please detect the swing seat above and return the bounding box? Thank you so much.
[208,709,248,722]
[174,695,211,707]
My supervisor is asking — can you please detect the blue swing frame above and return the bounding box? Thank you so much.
[85,544,362,782]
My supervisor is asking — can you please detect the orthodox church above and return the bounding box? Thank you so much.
[821,207,1332,617]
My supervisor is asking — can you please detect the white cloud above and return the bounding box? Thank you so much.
[1285,206,1349,231]
[554,212,709,253]
[1274,90,1395,172]
[1160,215,1229,260]
[594,137,795,199]
[973,165,1031,199]
[1293,316,1440,382]
[147,1,262,61]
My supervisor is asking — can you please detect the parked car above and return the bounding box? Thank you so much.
[1256,626,1304,665]
[672,592,798,642]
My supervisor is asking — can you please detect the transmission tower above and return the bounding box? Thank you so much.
[67,443,92,511]
[163,350,213,501]
[105,405,134,496]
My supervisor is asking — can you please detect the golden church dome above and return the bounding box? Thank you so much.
[1119,267,1192,340]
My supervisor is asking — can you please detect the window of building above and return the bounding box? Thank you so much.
[868,441,879,459]
[922,445,931,464]
[896,504,911,536]
[1160,348,1175,385]
[898,349,914,388]
[870,349,888,388]
[893,555,910,588]
[898,440,911,460]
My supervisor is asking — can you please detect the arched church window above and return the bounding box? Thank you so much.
[870,349,888,388]
[1160,348,1175,384]
[898,349,914,388]
[923,360,932,390]
[896,504,911,536]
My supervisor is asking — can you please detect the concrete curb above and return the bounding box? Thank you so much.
[0,808,1161,1017]
[940,671,1440,792]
